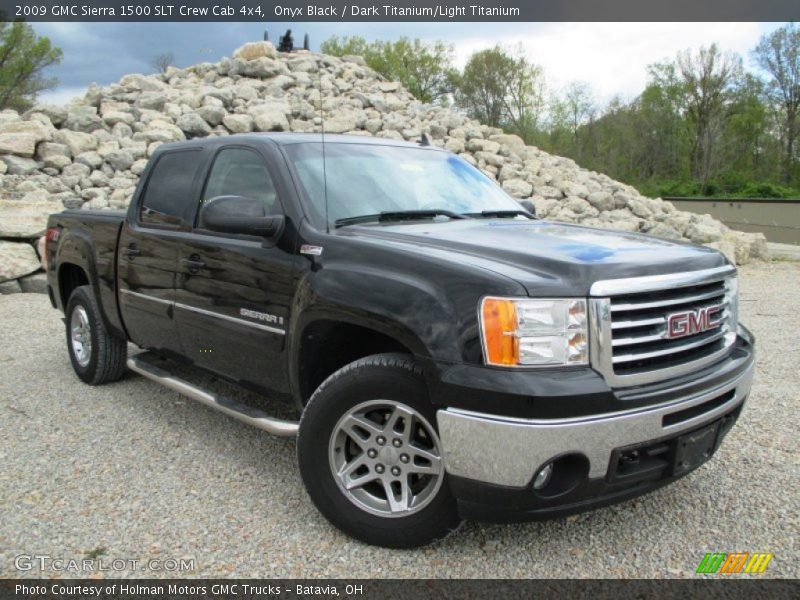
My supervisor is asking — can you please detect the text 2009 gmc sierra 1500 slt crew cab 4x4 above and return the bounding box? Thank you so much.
[45,134,755,548]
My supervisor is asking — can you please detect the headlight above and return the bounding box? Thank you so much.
[479,297,588,367]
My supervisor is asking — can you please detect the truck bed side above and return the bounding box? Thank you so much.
[46,209,128,340]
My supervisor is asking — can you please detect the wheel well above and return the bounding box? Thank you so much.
[58,263,89,307]
[298,321,413,403]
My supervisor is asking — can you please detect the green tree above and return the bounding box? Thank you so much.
[0,21,62,111]
[451,45,545,138]
[548,82,596,159]
[753,23,800,184]
[638,63,692,181]
[674,44,743,191]
[320,35,370,60]
[719,74,773,186]
[321,36,454,104]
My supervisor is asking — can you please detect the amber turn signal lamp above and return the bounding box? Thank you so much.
[480,297,519,366]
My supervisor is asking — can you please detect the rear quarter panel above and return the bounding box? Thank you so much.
[48,210,127,338]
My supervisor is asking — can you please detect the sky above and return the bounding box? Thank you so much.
[34,22,786,106]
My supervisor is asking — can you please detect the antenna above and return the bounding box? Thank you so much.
[316,67,330,233]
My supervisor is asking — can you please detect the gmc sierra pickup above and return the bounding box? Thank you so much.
[45,134,755,548]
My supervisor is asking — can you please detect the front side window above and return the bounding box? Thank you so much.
[202,148,281,216]
[139,149,203,228]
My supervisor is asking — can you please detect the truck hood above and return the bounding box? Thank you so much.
[346,219,729,296]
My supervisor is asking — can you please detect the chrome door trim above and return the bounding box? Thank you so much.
[119,289,285,335]
[174,301,286,335]
[119,288,172,306]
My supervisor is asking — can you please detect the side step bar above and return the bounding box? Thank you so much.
[126,355,299,437]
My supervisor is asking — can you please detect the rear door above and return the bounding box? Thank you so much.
[117,148,205,354]
[174,145,296,393]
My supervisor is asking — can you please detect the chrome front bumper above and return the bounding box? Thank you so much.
[436,359,754,488]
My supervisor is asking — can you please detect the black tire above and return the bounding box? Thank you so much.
[65,285,127,385]
[297,353,461,548]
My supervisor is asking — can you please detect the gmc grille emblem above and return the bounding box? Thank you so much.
[666,305,723,339]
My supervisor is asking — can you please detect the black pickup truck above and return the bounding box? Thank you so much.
[45,133,755,548]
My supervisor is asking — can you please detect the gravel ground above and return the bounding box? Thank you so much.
[1,262,798,579]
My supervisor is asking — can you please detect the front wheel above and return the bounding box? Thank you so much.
[65,285,127,385]
[297,353,460,548]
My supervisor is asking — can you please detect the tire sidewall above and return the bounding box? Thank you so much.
[66,286,100,384]
[297,356,459,548]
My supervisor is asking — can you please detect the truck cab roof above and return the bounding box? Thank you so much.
[157,132,444,152]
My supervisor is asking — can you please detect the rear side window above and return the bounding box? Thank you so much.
[202,148,282,216]
[139,150,203,228]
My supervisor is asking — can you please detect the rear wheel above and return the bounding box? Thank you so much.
[297,353,460,548]
[65,285,127,385]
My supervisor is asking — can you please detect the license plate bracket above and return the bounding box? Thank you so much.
[673,422,720,476]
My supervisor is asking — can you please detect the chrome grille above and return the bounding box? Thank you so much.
[589,266,738,387]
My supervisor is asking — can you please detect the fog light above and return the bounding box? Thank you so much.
[533,462,554,490]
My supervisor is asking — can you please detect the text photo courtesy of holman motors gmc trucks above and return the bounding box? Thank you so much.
[45,133,754,548]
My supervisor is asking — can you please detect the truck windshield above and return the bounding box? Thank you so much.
[284,142,525,227]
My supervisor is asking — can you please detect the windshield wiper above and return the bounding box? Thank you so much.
[464,210,535,219]
[335,210,469,228]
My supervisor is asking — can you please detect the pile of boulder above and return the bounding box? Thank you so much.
[0,41,768,294]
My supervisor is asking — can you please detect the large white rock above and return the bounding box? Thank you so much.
[250,105,290,132]
[176,112,212,137]
[489,133,526,155]
[142,119,185,143]
[54,130,98,155]
[324,113,358,134]
[0,119,53,142]
[119,73,165,92]
[222,114,253,133]
[0,132,38,157]
[0,190,56,238]
[238,57,286,78]
[502,178,533,198]
[686,220,725,244]
[233,41,278,61]
[0,240,41,282]
[63,105,103,132]
[1,155,38,175]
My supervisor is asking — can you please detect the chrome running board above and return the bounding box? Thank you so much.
[126,355,299,437]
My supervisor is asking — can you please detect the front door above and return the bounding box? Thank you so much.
[117,148,205,355]
[174,146,296,393]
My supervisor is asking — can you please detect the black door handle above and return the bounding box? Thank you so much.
[123,245,140,259]
[181,255,205,274]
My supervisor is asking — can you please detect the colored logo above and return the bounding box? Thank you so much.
[696,552,774,574]
[667,305,723,339]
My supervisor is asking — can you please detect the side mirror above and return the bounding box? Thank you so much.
[199,195,285,243]
[519,199,536,217]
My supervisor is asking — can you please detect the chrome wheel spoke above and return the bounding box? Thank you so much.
[338,455,374,490]
[411,446,440,464]
[341,414,382,445]
[383,405,415,442]
[383,478,411,513]
[408,455,442,476]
